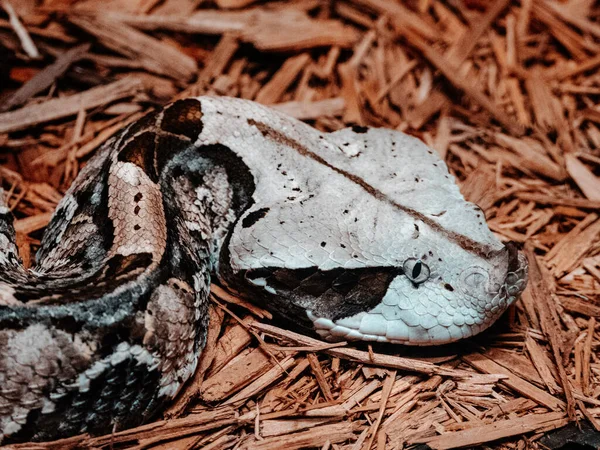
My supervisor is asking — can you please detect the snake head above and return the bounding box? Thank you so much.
[218,120,530,346]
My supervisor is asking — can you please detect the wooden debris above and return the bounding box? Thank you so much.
[1,0,599,448]
[0,77,142,133]
[271,98,345,120]
[252,322,470,378]
[0,43,90,112]
[565,154,600,201]
[413,411,569,449]
[99,8,359,52]
[463,352,565,411]
[1,0,39,58]
[69,15,197,80]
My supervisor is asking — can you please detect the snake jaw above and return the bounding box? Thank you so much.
[307,246,528,346]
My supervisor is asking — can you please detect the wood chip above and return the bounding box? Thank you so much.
[413,411,569,449]
[0,43,90,112]
[69,15,197,80]
[0,76,142,133]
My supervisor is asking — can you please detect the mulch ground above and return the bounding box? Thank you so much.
[1,0,599,449]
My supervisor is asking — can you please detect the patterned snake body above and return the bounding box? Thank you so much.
[0,97,527,442]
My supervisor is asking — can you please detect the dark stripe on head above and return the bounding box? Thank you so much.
[242,207,269,228]
[247,119,495,259]
[244,266,401,321]
[160,98,203,140]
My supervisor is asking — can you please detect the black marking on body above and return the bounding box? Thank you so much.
[118,131,159,182]
[103,253,153,279]
[4,355,162,444]
[35,159,115,270]
[117,99,204,184]
[194,144,256,214]
[160,98,203,139]
[154,134,192,178]
[246,118,495,259]
[123,108,163,141]
[9,251,154,305]
[118,130,191,184]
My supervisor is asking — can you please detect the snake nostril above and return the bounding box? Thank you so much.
[459,266,491,297]
[464,272,485,288]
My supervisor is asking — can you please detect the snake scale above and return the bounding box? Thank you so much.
[0,96,528,443]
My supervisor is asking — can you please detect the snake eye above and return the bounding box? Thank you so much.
[403,258,430,284]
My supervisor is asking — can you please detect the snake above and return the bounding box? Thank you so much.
[0,96,528,443]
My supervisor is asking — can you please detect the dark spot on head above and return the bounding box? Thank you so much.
[134,193,143,202]
[414,224,419,232]
[160,98,203,139]
[351,125,368,134]
[444,283,454,292]
[320,242,326,247]
[242,207,269,228]
[134,224,141,231]
[340,244,346,248]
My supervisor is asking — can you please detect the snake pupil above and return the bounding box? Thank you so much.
[412,261,422,279]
